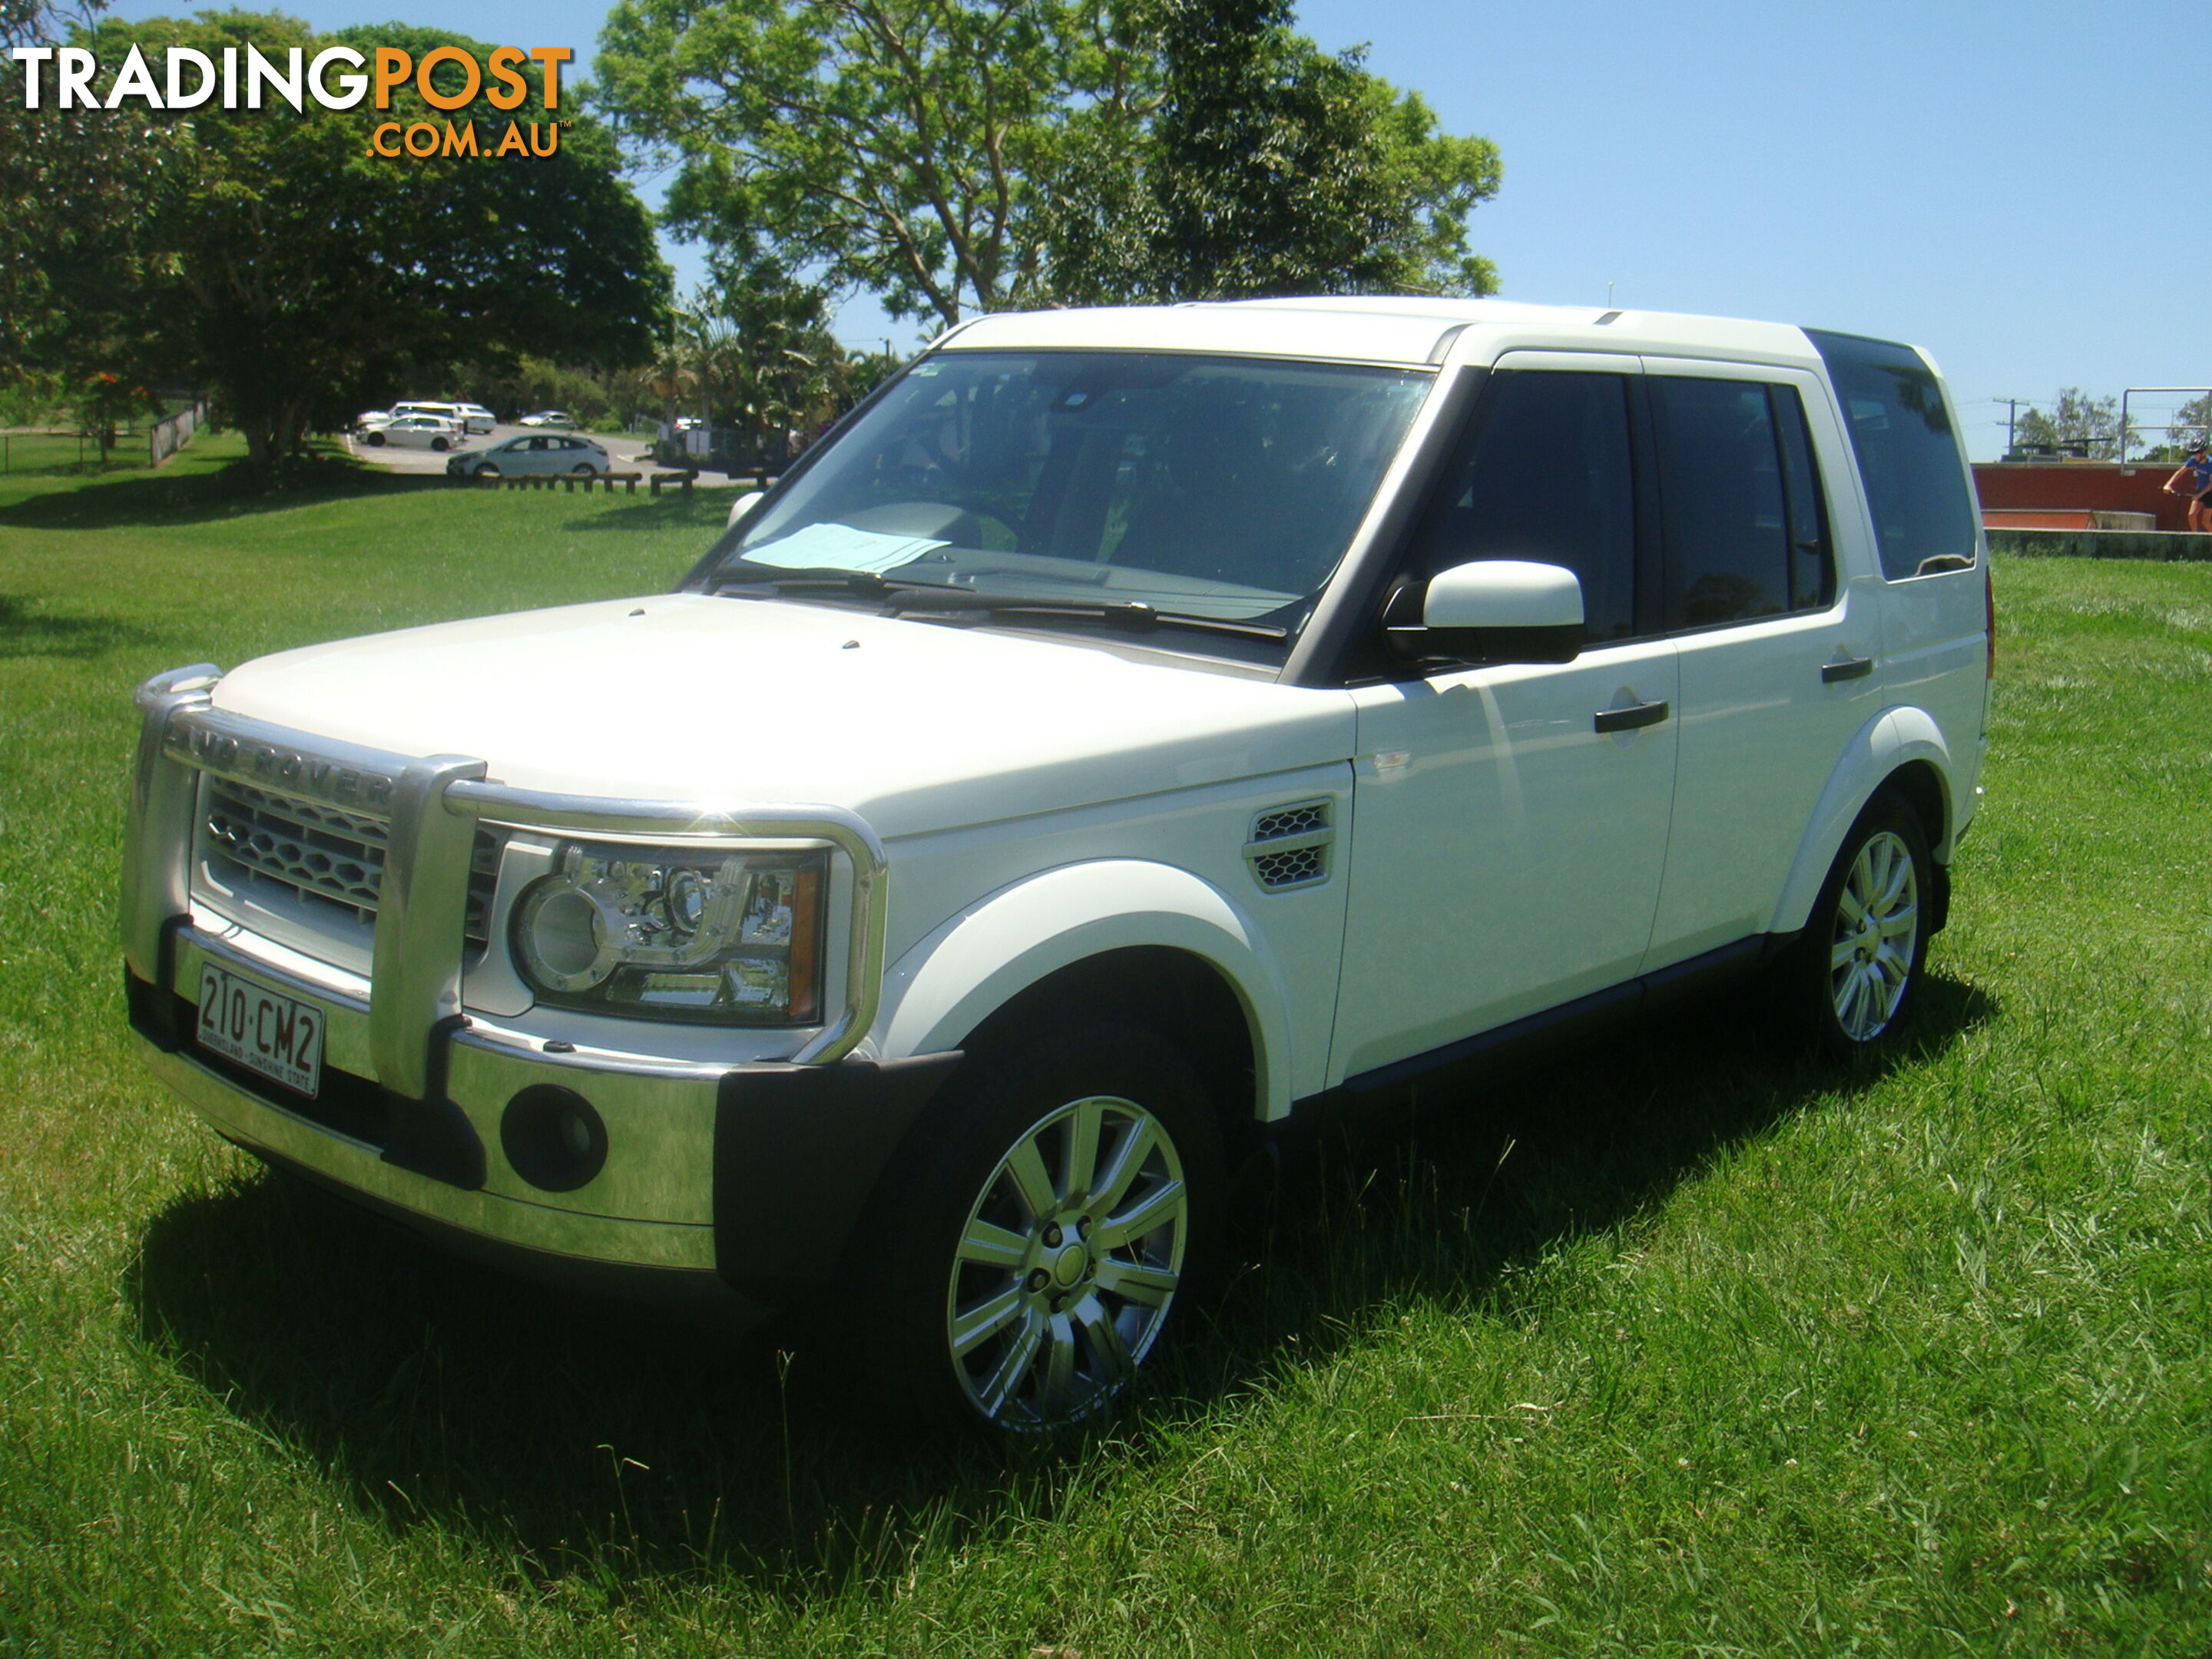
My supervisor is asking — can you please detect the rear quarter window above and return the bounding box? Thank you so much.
[1805,329,1978,580]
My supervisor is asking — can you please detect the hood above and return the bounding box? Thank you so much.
[210,594,1356,838]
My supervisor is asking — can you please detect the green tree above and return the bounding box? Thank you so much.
[37,12,669,464]
[2015,387,2127,461]
[0,0,177,390]
[595,0,1157,327]
[1049,0,1500,303]
[592,0,1499,325]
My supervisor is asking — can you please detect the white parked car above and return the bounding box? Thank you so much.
[518,409,575,429]
[446,434,612,478]
[389,401,495,435]
[124,299,1990,1435]
[361,414,460,452]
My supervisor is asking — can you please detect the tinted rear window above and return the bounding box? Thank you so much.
[1805,329,1977,579]
[1649,376,1835,628]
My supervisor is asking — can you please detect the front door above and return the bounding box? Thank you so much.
[1332,359,1679,1081]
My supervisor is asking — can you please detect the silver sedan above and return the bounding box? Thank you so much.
[446,434,613,478]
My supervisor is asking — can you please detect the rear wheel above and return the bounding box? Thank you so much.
[570,462,594,475]
[1780,793,1932,1056]
[852,1020,1221,1435]
[431,436,449,452]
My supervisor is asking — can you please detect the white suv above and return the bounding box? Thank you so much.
[122,298,1990,1432]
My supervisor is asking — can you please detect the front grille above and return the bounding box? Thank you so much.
[204,777,499,952]
[1243,798,1334,892]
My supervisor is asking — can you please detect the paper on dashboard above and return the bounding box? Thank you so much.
[741,522,949,572]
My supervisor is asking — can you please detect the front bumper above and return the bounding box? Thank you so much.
[129,935,959,1320]
[121,666,956,1322]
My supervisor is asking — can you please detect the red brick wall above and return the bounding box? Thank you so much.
[1972,462,2197,532]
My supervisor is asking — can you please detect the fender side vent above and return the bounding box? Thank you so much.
[1245,800,1334,892]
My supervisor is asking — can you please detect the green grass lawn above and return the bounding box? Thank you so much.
[2,442,2207,1656]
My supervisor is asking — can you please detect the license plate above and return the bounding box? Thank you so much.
[197,964,324,1098]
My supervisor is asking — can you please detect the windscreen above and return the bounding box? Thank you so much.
[708,350,1432,644]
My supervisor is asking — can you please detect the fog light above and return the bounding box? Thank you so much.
[501,1084,608,1192]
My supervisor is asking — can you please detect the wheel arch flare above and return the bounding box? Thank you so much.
[874,859,1294,1123]
[1767,704,1955,939]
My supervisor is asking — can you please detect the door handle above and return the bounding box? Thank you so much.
[1594,699,1670,733]
[1821,655,1875,684]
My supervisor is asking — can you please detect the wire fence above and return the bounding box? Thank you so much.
[0,432,97,474]
[1,398,209,475]
[149,400,207,467]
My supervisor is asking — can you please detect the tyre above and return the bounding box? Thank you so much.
[571,462,597,476]
[366,431,386,447]
[474,462,501,478]
[1780,791,1932,1056]
[853,1019,1221,1435]
[431,437,449,452]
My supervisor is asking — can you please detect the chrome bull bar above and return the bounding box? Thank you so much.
[123,666,890,1098]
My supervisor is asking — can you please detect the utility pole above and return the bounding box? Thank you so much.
[1995,397,2026,454]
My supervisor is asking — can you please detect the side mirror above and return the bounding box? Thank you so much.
[726,488,765,529]
[1386,559,1584,665]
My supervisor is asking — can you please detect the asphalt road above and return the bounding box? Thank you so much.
[343,424,745,486]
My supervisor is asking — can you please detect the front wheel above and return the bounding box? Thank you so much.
[473,462,501,478]
[1780,793,1932,1056]
[431,436,449,452]
[365,431,386,447]
[854,1020,1221,1435]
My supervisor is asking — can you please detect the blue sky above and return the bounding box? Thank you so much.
[96,0,2205,458]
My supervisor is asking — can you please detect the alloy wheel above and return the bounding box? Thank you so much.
[945,1093,1187,1429]
[1828,828,1919,1041]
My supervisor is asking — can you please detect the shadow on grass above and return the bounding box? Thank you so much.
[0,594,158,659]
[556,493,730,535]
[0,455,452,531]
[1168,972,1997,1402]
[125,970,1995,1596]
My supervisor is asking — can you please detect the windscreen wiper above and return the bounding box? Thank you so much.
[708,564,901,598]
[879,589,1290,641]
[712,565,1289,641]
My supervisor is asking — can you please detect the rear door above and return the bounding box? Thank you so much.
[1637,360,1886,966]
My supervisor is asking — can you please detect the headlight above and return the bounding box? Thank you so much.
[512,843,826,1025]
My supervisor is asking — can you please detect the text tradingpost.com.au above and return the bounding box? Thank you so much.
[6,41,578,160]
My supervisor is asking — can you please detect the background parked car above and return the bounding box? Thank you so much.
[389,401,494,435]
[517,409,575,429]
[368,415,462,452]
[446,433,612,477]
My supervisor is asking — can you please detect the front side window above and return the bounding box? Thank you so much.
[1399,369,1638,644]
[1804,329,1977,580]
[1651,376,1833,628]
[706,351,1433,656]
